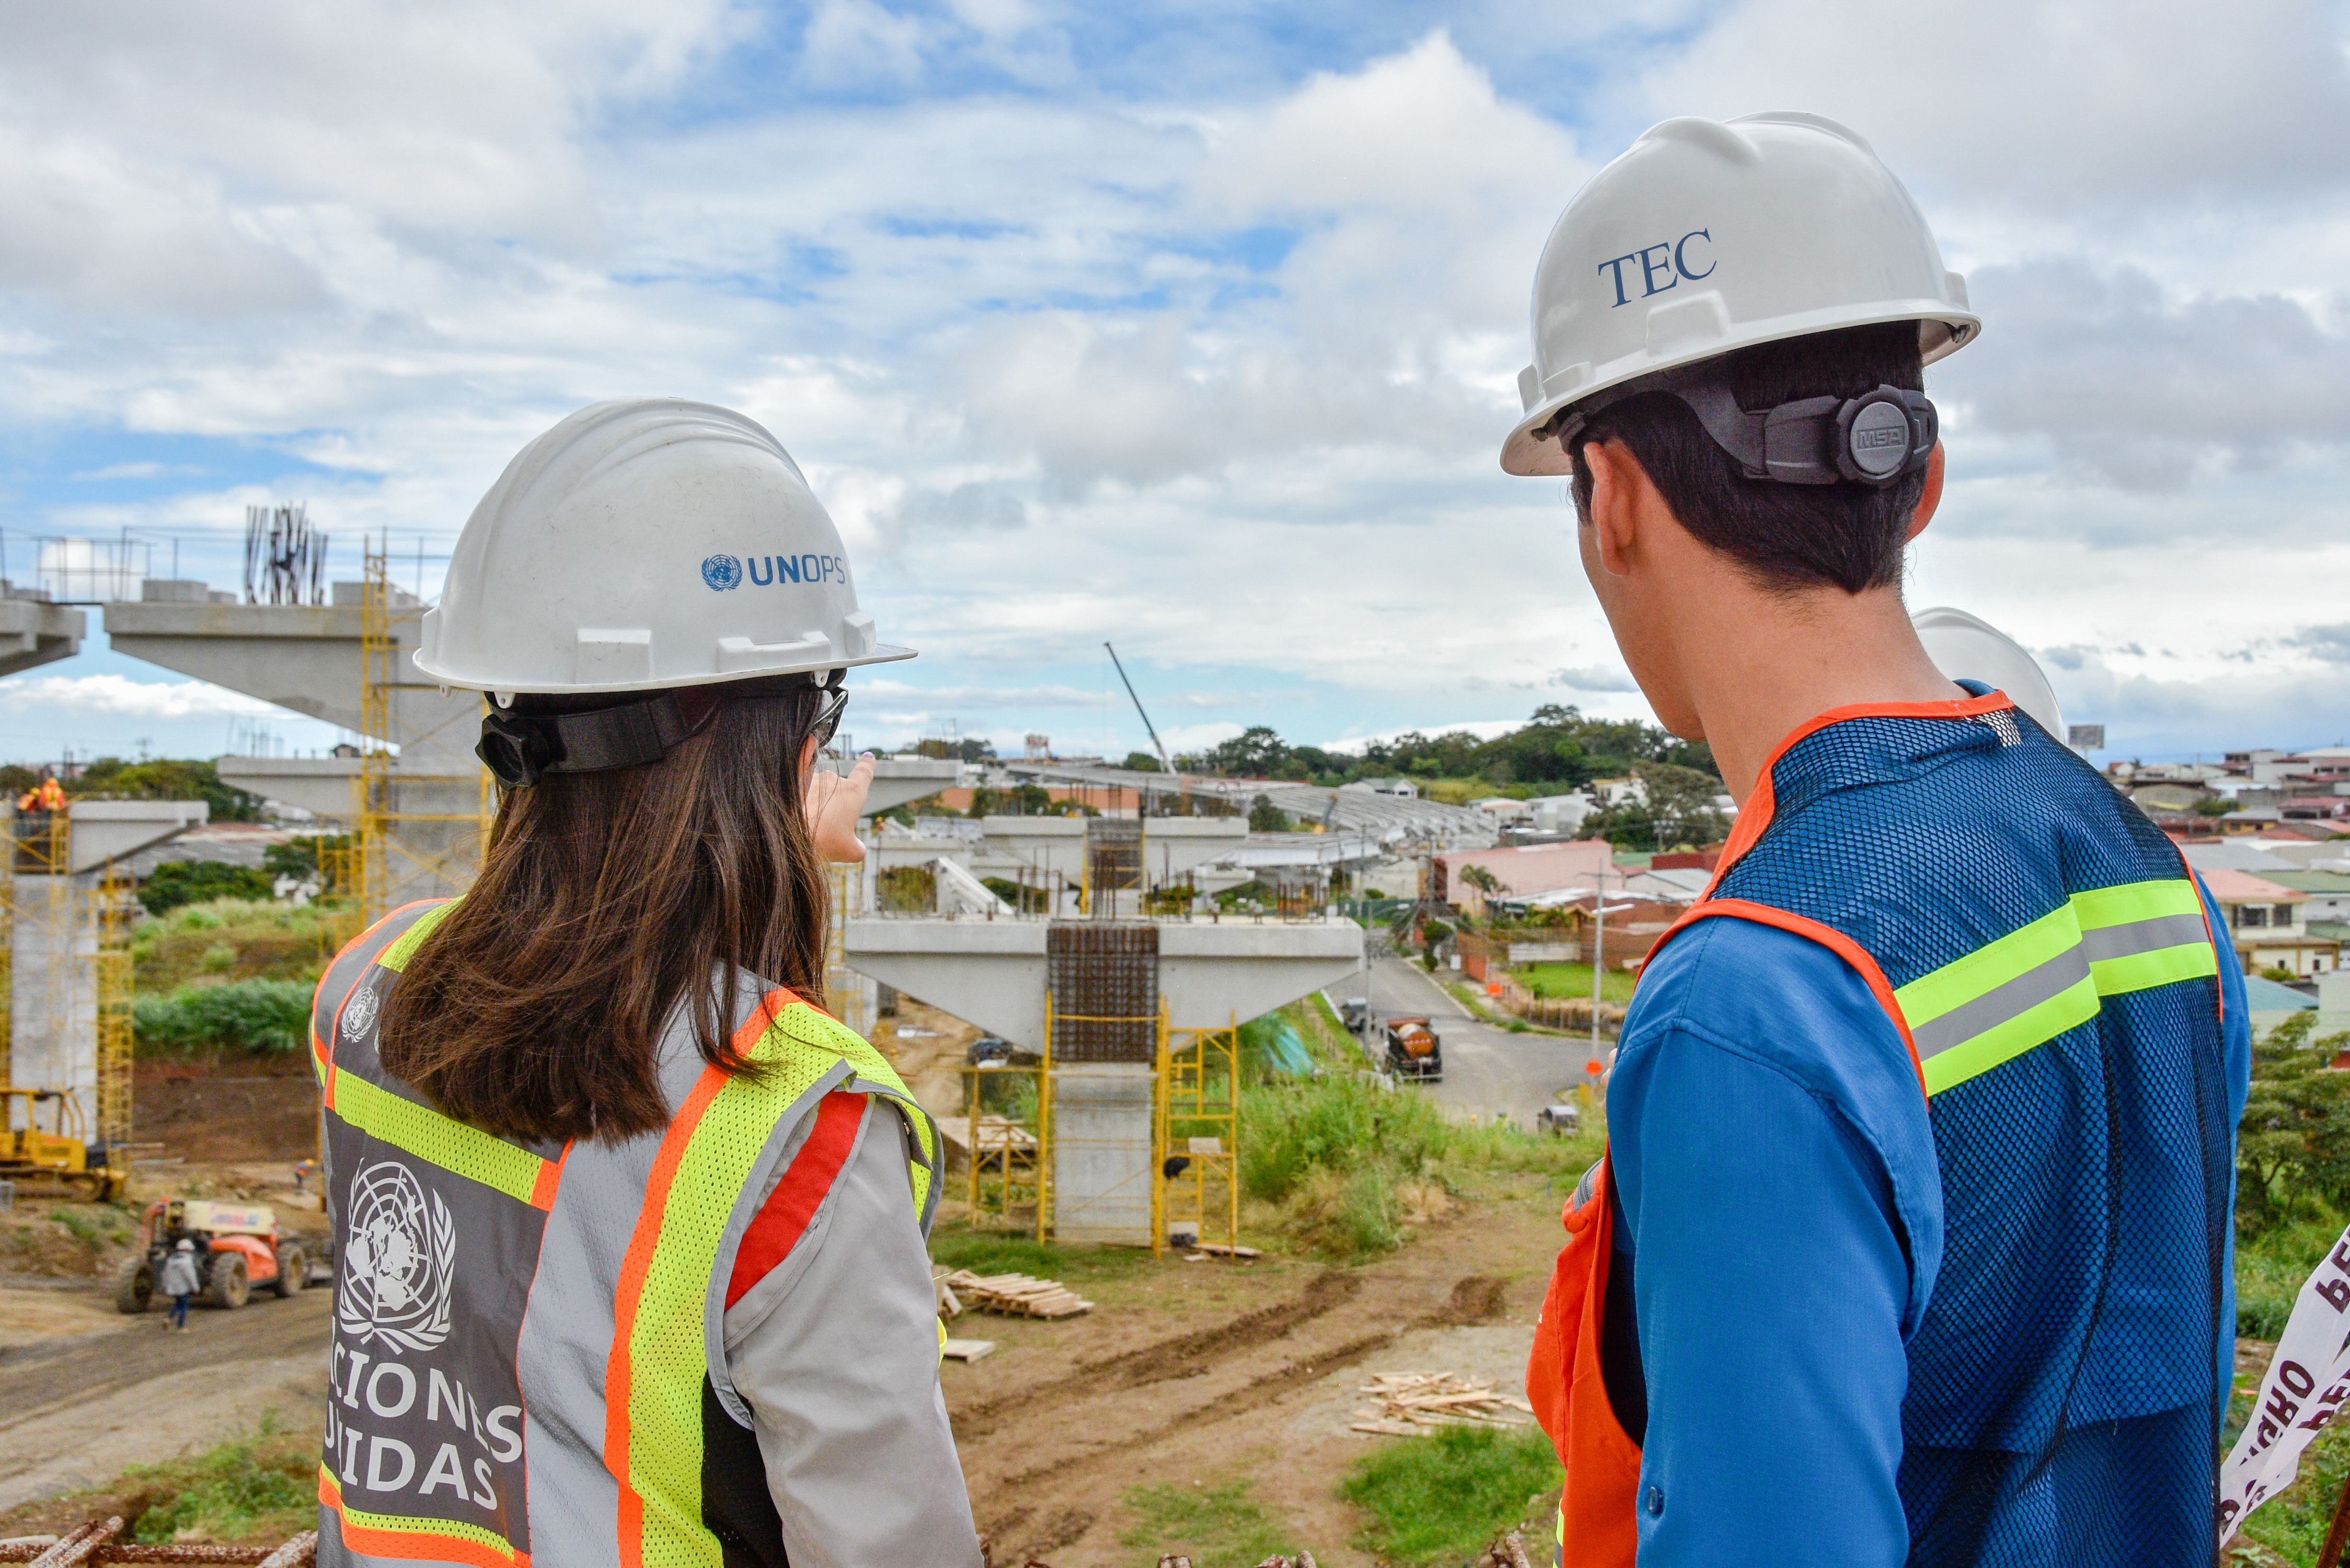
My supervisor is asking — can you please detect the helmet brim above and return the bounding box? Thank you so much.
[1500,303,1981,477]
[412,641,916,697]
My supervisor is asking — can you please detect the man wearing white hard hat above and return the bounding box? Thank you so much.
[1508,118,2248,1566]
[309,400,981,1566]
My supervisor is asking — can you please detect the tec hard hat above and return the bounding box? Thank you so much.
[420,399,912,787]
[1911,606,2065,741]
[1501,112,1979,479]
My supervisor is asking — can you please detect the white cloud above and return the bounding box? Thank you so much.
[0,674,286,720]
[0,10,2345,764]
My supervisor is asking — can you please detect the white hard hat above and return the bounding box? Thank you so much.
[418,399,913,695]
[1501,113,1980,478]
[174,1238,194,1250]
[1911,606,2064,740]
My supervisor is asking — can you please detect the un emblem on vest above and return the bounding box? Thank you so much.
[339,1160,455,1354]
[701,553,743,591]
[340,981,379,1041]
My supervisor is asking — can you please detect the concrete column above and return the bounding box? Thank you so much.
[1049,1063,1155,1246]
[6,875,95,1135]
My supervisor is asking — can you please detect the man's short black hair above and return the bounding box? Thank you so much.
[1568,321,1927,594]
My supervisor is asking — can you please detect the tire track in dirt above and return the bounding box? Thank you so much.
[952,1270,1362,1439]
[0,1289,330,1429]
[991,1328,1402,1494]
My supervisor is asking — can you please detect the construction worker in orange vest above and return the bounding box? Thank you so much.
[1503,116,2248,1566]
[16,776,65,813]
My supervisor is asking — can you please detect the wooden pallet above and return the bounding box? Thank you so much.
[1348,1371,1535,1436]
[937,1268,1092,1319]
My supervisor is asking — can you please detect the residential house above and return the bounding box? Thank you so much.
[2262,869,2350,927]
[2199,867,2341,978]
[1434,839,1617,917]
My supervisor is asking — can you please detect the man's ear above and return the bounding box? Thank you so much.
[1904,442,1945,543]
[1584,437,1648,578]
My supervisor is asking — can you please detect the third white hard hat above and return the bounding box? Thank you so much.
[1501,113,1979,477]
[1911,606,2065,741]
[418,398,914,695]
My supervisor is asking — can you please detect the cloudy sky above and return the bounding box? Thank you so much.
[3,0,2346,767]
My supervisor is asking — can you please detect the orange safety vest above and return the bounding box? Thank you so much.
[1526,1156,1641,1568]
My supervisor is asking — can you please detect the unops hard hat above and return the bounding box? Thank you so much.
[418,398,913,695]
[1501,113,1979,478]
[1911,605,2065,740]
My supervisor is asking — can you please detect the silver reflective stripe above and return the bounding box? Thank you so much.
[1910,942,2092,1062]
[514,1014,720,1568]
[2081,912,2209,964]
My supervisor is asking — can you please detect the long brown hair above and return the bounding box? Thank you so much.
[378,683,832,1144]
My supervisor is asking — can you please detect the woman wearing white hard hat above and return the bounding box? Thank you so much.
[307,400,978,1567]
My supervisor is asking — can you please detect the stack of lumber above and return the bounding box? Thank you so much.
[938,1267,1092,1319]
[1348,1371,1534,1436]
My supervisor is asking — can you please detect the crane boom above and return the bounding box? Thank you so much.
[1104,641,1172,773]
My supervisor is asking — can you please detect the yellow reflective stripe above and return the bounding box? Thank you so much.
[2072,877,2204,931]
[320,1465,526,1565]
[332,1070,551,1207]
[379,898,460,973]
[1896,902,2082,1029]
[621,996,929,1566]
[2091,939,2218,997]
[765,1000,937,1221]
[1920,974,2100,1095]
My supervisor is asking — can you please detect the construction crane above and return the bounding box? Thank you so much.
[1104,642,1172,774]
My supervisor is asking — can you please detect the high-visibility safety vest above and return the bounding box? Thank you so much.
[1528,693,2233,1566]
[309,899,942,1568]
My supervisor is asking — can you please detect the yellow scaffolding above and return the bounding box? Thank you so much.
[356,541,491,925]
[1155,1008,1240,1258]
[93,857,133,1161]
[960,1053,1046,1240]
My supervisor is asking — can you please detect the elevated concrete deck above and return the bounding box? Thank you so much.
[0,596,86,677]
[842,913,1364,1049]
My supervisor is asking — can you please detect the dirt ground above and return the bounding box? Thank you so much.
[2,1031,1571,1563]
[942,1187,1562,1565]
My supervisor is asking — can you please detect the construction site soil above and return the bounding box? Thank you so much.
[2,1022,1572,1563]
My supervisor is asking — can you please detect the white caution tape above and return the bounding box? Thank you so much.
[2220,1221,2350,1543]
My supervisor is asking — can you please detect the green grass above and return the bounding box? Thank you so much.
[2237,1216,2349,1340]
[1121,1478,1303,1568]
[1513,961,1639,1005]
[133,895,358,995]
[1340,1424,1562,1565]
[927,1228,1148,1282]
[121,1416,314,1543]
[1240,1066,1602,1261]
[133,978,315,1055]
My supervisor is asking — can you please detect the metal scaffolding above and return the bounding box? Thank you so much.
[1155,1011,1240,1259]
[4,809,132,1194]
[355,541,489,925]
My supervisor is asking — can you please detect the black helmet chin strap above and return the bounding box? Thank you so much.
[478,670,839,789]
[1546,363,1937,488]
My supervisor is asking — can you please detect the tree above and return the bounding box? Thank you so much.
[1123,751,1163,773]
[1577,762,1731,852]
[62,757,263,822]
[911,737,995,763]
[1458,864,1503,897]
[1209,727,1290,778]
[138,860,274,916]
[2238,1011,2350,1236]
[1248,793,1294,832]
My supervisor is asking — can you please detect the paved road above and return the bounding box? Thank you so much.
[1329,956,1601,1128]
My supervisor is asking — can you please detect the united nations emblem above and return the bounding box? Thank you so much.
[338,1159,455,1354]
[701,554,743,591]
[340,982,379,1041]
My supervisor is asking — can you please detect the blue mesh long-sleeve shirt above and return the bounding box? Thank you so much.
[1608,885,2250,1566]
